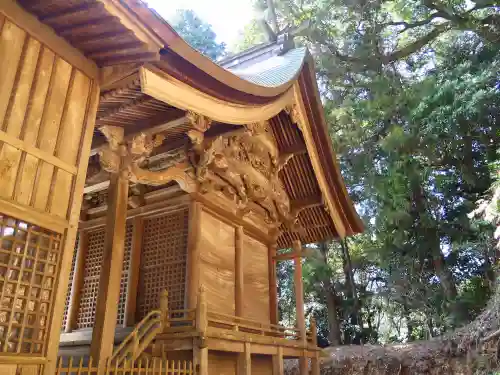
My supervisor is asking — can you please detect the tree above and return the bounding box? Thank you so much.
[170,9,226,60]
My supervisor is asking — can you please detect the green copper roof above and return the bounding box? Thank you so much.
[226,47,307,88]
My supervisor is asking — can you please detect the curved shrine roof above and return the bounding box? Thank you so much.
[17,0,364,245]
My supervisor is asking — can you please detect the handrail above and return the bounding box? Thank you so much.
[206,311,305,340]
[110,309,163,366]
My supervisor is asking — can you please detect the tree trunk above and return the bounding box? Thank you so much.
[319,242,342,346]
[340,239,363,341]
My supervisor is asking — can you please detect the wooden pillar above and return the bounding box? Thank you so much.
[238,342,251,375]
[65,230,88,332]
[195,287,208,375]
[124,216,143,327]
[292,239,308,375]
[187,201,202,309]
[90,168,129,365]
[310,317,320,375]
[272,346,284,375]
[235,226,244,316]
[268,243,278,324]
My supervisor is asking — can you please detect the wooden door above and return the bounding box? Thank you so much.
[0,3,99,372]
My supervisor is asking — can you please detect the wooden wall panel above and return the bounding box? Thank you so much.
[252,355,273,375]
[208,351,237,375]
[199,211,235,315]
[0,17,94,231]
[0,2,99,367]
[243,234,270,323]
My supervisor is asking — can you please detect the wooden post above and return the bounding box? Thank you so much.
[268,243,278,324]
[65,230,88,332]
[90,157,129,367]
[195,286,208,375]
[293,240,308,375]
[235,226,244,316]
[240,342,251,375]
[310,317,318,346]
[310,316,320,375]
[159,290,169,328]
[272,346,284,375]
[187,201,202,309]
[124,216,143,327]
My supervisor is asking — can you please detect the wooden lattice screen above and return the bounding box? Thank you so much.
[0,214,62,354]
[137,209,188,320]
[75,223,132,329]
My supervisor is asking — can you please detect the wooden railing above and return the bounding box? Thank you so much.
[55,357,194,375]
[206,311,304,340]
[111,291,170,366]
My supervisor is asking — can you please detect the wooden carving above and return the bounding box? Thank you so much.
[187,111,212,132]
[285,104,303,131]
[189,122,300,230]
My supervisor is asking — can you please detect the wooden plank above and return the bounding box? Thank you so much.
[66,230,88,332]
[90,169,130,364]
[32,57,73,211]
[0,130,77,175]
[48,169,73,218]
[22,47,56,146]
[4,36,41,138]
[235,226,244,317]
[55,70,91,166]
[124,216,143,326]
[0,144,22,198]
[44,81,100,375]
[0,1,99,79]
[0,19,25,128]
[0,365,17,375]
[0,196,66,233]
[187,200,202,309]
[14,153,38,205]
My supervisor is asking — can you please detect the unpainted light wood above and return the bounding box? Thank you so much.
[243,234,270,323]
[268,244,278,325]
[234,226,244,317]
[272,346,284,375]
[292,240,306,343]
[187,201,202,309]
[90,168,130,364]
[198,210,235,316]
[124,217,143,327]
[140,67,294,125]
[65,230,88,332]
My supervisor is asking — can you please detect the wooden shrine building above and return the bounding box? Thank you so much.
[0,1,363,374]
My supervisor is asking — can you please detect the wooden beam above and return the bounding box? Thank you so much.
[65,230,88,332]
[84,180,110,194]
[273,247,316,261]
[268,244,278,325]
[90,168,130,365]
[124,216,143,326]
[235,226,244,316]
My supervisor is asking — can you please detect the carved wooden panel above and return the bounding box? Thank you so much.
[199,211,235,315]
[76,223,132,329]
[243,234,270,322]
[0,214,62,355]
[137,209,189,320]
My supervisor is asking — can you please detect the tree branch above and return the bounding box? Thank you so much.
[383,12,448,33]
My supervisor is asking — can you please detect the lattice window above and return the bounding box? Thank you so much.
[61,234,78,331]
[137,209,188,320]
[0,214,62,355]
[76,223,132,329]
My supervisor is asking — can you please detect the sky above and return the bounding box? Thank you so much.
[145,0,255,47]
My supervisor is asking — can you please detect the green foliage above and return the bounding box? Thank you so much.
[170,9,226,60]
[263,0,500,346]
